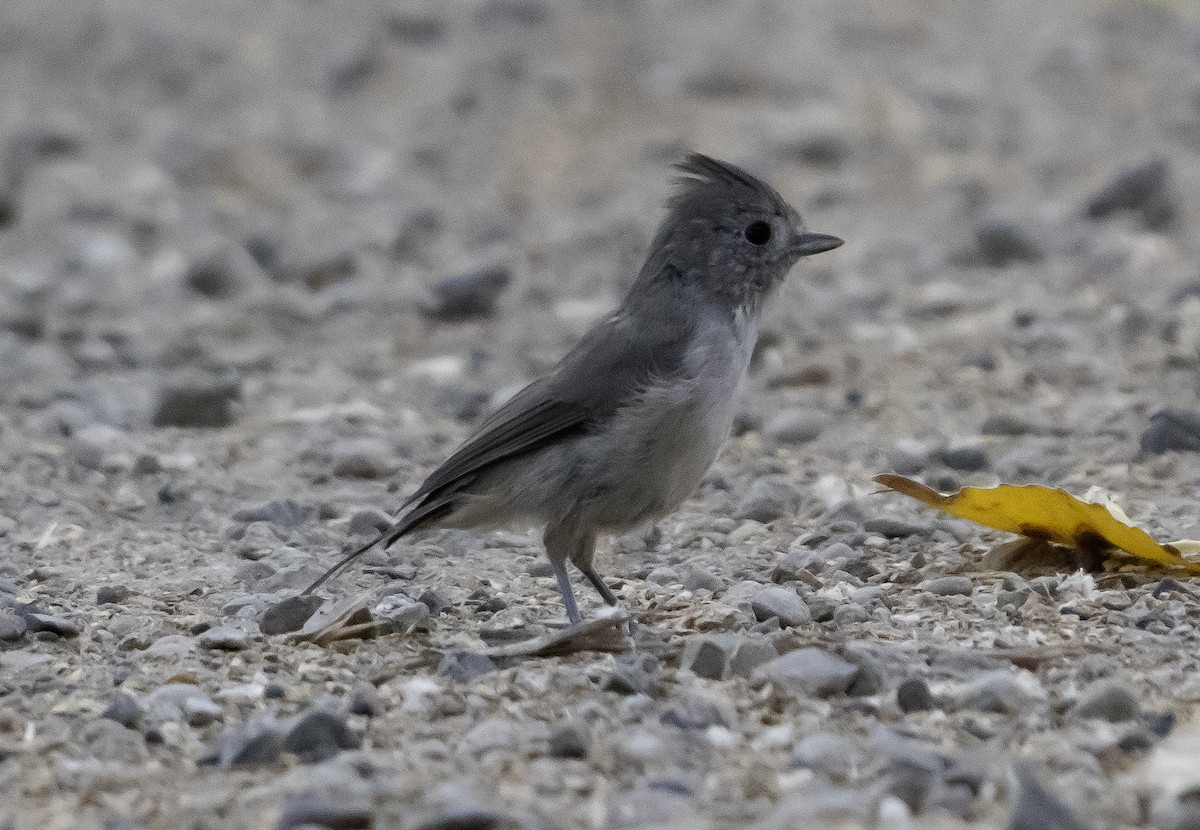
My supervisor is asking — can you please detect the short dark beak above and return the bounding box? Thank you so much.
[793,231,844,257]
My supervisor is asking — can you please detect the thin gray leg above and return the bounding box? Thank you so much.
[551,558,582,625]
[579,565,619,606]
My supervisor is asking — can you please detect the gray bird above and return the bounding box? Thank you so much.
[303,153,842,624]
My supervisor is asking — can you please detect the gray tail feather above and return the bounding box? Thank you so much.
[301,500,453,596]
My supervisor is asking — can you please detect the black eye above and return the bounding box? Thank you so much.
[744,221,771,245]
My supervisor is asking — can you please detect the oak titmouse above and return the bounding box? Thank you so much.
[304,153,842,624]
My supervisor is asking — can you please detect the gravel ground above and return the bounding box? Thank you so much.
[5,0,1200,828]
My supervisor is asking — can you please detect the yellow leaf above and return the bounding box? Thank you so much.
[872,474,1200,575]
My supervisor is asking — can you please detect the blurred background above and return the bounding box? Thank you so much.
[3,0,1200,441]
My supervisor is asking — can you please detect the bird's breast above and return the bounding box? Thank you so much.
[589,310,757,525]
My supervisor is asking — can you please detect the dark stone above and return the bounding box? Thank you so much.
[225,727,287,767]
[1142,409,1200,454]
[863,517,932,538]
[348,694,375,718]
[328,49,383,96]
[153,376,240,428]
[412,807,517,830]
[417,590,450,615]
[290,252,357,292]
[1085,157,1178,231]
[897,678,935,713]
[277,790,373,830]
[981,412,1033,436]
[102,693,142,728]
[283,709,360,764]
[243,235,279,271]
[548,722,590,759]
[24,612,80,637]
[1150,711,1177,737]
[184,252,256,299]
[419,266,512,322]
[97,585,132,605]
[975,220,1043,266]
[939,446,989,472]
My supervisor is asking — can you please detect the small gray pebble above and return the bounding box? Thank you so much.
[97,585,132,605]
[833,603,870,626]
[680,564,723,592]
[184,695,224,727]
[221,726,287,768]
[1085,157,1177,231]
[997,589,1030,610]
[975,219,1043,267]
[681,635,734,680]
[102,693,142,728]
[0,612,26,641]
[735,478,802,523]
[923,576,973,596]
[277,791,374,830]
[198,626,249,651]
[419,265,512,322]
[897,678,935,713]
[412,808,516,830]
[283,709,360,764]
[754,647,859,698]
[939,446,990,472]
[845,657,886,697]
[260,595,324,635]
[24,612,80,637]
[959,670,1043,714]
[331,441,391,479]
[728,637,779,679]
[863,517,932,538]
[132,453,163,475]
[981,412,1033,436]
[348,506,394,536]
[764,407,830,444]
[1141,409,1200,455]
[1071,679,1141,722]
[153,376,240,428]
[646,566,681,585]
[750,586,811,628]
[548,722,590,759]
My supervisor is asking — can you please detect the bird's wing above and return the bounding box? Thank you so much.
[404,307,696,508]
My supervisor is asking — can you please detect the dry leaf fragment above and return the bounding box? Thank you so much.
[479,611,632,658]
[873,474,1200,575]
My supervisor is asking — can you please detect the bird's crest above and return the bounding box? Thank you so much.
[671,152,788,215]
